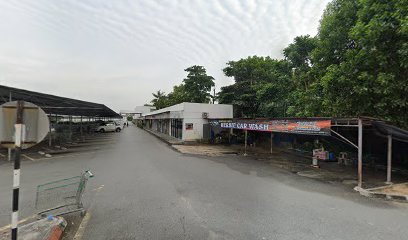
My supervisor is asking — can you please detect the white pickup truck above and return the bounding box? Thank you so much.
[95,122,122,133]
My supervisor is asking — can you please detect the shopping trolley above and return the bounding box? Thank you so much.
[35,170,94,217]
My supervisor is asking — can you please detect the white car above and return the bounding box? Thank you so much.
[96,122,122,133]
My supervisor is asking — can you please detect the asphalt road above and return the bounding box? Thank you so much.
[0,126,407,239]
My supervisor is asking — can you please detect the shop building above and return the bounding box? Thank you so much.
[141,102,233,141]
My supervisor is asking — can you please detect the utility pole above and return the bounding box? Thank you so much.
[12,101,24,240]
[8,92,12,161]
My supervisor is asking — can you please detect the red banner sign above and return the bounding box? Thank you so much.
[210,119,331,136]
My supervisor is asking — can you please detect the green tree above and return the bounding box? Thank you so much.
[283,35,319,116]
[148,65,215,108]
[314,0,408,126]
[312,0,359,73]
[219,56,292,117]
[349,0,407,124]
[182,65,215,103]
[284,35,318,90]
[150,90,168,109]
[166,84,189,106]
[219,82,260,117]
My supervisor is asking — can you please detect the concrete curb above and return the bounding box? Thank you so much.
[140,128,183,155]
[141,128,184,147]
[354,184,408,202]
[73,211,91,240]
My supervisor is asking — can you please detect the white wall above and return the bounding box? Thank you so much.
[181,103,233,141]
[143,102,233,141]
[143,103,184,118]
[182,117,208,141]
[134,106,155,114]
[183,103,233,119]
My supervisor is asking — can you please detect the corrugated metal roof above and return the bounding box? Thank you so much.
[0,85,120,117]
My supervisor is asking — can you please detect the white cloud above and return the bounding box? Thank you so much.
[0,0,330,111]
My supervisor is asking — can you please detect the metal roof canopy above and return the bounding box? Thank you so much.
[0,85,121,118]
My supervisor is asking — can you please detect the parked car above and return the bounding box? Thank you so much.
[95,122,122,133]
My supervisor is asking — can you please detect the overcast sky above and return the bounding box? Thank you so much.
[0,0,329,112]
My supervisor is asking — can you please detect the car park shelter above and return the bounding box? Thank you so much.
[141,102,233,141]
[0,85,120,118]
[209,117,408,188]
[1,85,121,150]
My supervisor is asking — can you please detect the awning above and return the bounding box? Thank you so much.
[0,85,120,118]
[372,121,408,143]
[209,118,332,136]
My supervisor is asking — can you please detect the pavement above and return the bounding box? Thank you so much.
[172,145,239,156]
[0,126,407,239]
[170,137,408,190]
[143,128,184,145]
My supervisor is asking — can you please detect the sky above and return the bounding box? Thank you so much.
[0,0,330,112]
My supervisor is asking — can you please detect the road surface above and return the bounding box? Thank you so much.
[0,126,407,239]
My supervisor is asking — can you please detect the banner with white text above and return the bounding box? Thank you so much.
[209,119,331,136]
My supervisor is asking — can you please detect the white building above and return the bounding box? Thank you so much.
[142,102,233,141]
[134,106,155,115]
[120,106,155,120]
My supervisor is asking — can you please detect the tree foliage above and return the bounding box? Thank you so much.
[150,65,215,109]
[218,0,408,127]
[183,65,215,103]
[219,56,291,117]
[150,90,168,110]
[149,0,407,127]
[315,0,408,125]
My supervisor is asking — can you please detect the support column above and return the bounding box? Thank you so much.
[270,132,274,154]
[386,135,393,184]
[80,116,83,140]
[244,130,248,156]
[8,92,12,161]
[48,115,52,147]
[8,149,12,162]
[69,115,73,143]
[358,119,363,188]
[55,114,58,145]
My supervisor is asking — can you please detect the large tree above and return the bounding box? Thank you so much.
[219,56,292,117]
[347,0,408,125]
[283,35,319,116]
[313,0,408,126]
[312,0,359,74]
[219,82,260,117]
[166,84,189,106]
[150,90,168,110]
[283,35,318,91]
[148,65,215,108]
[182,65,215,103]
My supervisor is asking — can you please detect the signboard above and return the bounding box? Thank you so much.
[185,123,193,130]
[209,119,331,136]
[0,101,50,149]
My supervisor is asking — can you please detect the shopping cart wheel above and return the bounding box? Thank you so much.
[80,210,87,217]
